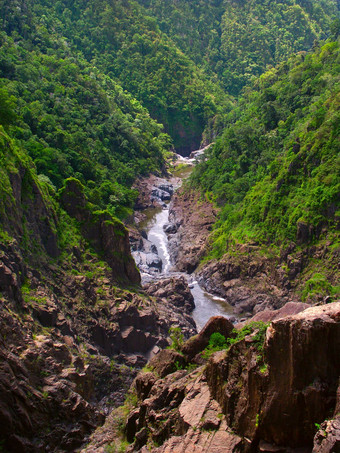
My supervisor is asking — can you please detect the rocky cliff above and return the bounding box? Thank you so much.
[167,188,217,273]
[113,303,340,452]
[168,187,339,317]
[0,133,197,452]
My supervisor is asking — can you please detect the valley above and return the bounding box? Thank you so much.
[0,0,339,451]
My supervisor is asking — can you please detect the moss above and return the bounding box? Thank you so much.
[302,273,339,302]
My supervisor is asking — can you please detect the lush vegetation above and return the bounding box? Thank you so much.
[0,0,338,272]
[191,40,340,257]
[0,0,231,155]
[0,31,171,219]
[137,0,338,95]
[203,322,269,358]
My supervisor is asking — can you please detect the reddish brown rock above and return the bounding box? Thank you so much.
[262,303,340,447]
[313,416,340,453]
[168,188,217,273]
[181,316,234,361]
[205,302,340,450]
[237,301,311,327]
[144,276,195,313]
[148,349,186,378]
[60,178,140,285]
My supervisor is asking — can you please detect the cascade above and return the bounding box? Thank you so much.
[132,149,237,330]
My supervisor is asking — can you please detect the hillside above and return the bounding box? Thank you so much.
[0,0,339,451]
[190,40,340,302]
[0,0,230,155]
[137,0,338,94]
[0,125,198,451]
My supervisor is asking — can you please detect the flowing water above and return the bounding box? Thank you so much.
[139,202,236,331]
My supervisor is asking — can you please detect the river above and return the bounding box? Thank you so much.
[137,199,236,331]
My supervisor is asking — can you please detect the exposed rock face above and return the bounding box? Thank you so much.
[206,302,340,450]
[237,301,312,326]
[133,176,175,213]
[144,276,195,314]
[168,189,338,315]
[168,188,217,273]
[198,240,339,314]
[0,239,197,451]
[60,178,140,285]
[313,416,340,452]
[115,302,340,453]
[129,370,246,453]
[197,250,293,315]
[2,164,59,259]
[130,229,163,274]
[181,316,234,362]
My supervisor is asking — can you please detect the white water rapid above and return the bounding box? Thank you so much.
[137,160,237,330]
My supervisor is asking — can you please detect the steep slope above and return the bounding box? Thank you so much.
[187,40,340,304]
[0,32,172,220]
[136,0,338,95]
[0,0,230,155]
[0,126,197,451]
[89,305,340,452]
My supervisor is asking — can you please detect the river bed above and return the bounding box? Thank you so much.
[138,204,236,331]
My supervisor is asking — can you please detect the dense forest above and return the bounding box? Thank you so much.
[137,0,338,94]
[0,0,230,155]
[0,0,340,451]
[0,0,338,287]
[191,41,340,250]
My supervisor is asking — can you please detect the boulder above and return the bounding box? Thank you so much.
[182,316,234,361]
[132,251,162,272]
[237,301,311,326]
[163,222,177,234]
[148,349,186,378]
[144,276,195,313]
[151,187,172,202]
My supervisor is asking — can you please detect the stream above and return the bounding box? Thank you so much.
[135,160,237,331]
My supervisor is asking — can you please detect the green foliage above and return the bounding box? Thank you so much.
[0,0,230,155]
[202,332,228,358]
[0,86,16,126]
[137,0,338,95]
[302,273,340,302]
[191,41,340,257]
[168,326,184,352]
[203,322,269,359]
[0,29,170,220]
[104,441,129,453]
[227,322,269,354]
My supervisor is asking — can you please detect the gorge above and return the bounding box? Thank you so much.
[130,155,237,331]
[0,0,339,451]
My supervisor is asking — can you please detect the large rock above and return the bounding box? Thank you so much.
[125,368,246,453]
[144,276,195,314]
[133,176,174,211]
[168,189,217,273]
[237,301,311,326]
[148,349,186,378]
[132,251,162,273]
[181,316,234,361]
[206,302,340,450]
[197,252,292,315]
[60,178,140,285]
